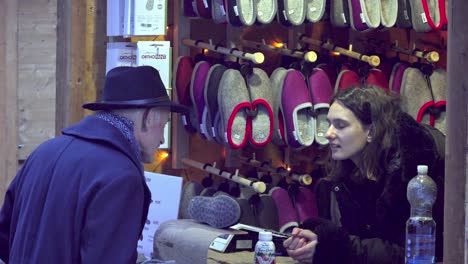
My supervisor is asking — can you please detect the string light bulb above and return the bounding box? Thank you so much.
[272,41,285,48]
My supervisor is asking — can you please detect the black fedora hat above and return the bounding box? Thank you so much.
[83,66,189,114]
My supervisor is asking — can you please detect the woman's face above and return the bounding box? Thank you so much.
[326,101,370,164]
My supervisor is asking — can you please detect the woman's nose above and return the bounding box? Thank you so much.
[325,125,335,140]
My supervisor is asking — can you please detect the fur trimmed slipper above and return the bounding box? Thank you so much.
[400,67,435,126]
[309,68,334,146]
[218,69,251,149]
[281,70,315,148]
[191,61,212,139]
[270,68,291,147]
[306,0,327,23]
[256,0,277,24]
[246,68,274,147]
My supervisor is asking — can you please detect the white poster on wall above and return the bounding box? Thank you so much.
[123,0,167,36]
[137,171,183,260]
[105,42,137,73]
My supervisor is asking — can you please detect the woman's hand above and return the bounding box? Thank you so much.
[283,227,318,263]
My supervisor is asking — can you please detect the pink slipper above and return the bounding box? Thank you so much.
[309,68,334,146]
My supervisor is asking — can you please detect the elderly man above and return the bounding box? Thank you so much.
[0,66,189,263]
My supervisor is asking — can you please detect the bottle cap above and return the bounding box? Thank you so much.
[259,231,272,241]
[417,165,428,175]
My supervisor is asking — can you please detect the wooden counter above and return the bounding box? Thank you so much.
[207,250,298,264]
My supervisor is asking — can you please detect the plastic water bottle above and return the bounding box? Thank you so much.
[405,165,437,264]
[254,231,275,264]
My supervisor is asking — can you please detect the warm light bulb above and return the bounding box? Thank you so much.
[331,51,340,56]
[272,41,284,48]
[286,165,291,172]
[203,49,209,55]
[159,151,169,160]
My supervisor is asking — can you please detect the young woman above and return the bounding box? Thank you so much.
[283,85,445,264]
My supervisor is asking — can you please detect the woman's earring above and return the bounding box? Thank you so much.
[367,136,372,143]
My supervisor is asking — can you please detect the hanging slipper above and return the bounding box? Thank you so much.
[269,187,299,233]
[396,0,413,28]
[179,181,204,219]
[335,68,361,94]
[190,61,212,139]
[256,0,278,24]
[194,0,213,19]
[225,0,257,26]
[409,0,444,32]
[256,194,280,231]
[330,0,351,27]
[358,0,381,29]
[277,0,307,27]
[429,68,447,135]
[225,0,244,26]
[205,64,228,143]
[281,70,315,149]
[365,68,389,90]
[348,0,372,31]
[400,67,435,126]
[380,0,398,28]
[317,63,338,88]
[184,0,198,17]
[294,187,318,223]
[174,56,198,133]
[270,67,291,147]
[218,69,251,149]
[212,0,228,23]
[308,68,334,146]
[306,0,327,23]
[246,68,274,147]
[389,62,409,94]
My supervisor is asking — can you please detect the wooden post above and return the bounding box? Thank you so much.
[445,0,468,262]
[0,0,18,204]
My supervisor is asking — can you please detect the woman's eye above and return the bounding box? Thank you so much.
[335,121,347,129]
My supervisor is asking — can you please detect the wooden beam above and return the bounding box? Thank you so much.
[0,0,18,204]
[56,0,106,132]
[445,0,468,262]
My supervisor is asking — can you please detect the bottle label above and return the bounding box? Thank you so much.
[254,242,275,264]
[405,234,435,264]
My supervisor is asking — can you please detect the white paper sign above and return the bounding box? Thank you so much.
[137,171,183,260]
[106,0,125,36]
[105,42,137,73]
[124,0,167,36]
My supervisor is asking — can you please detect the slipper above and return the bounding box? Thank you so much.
[294,187,318,223]
[270,68,290,147]
[400,67,435,126]
[218,69,251,149]
[184,0,198,16]
[429,68,447,135]
[409,0,442,32]
[308,68,333,146]
[205,64,228,143]
[256,0,277,24]
[256,194,280,231]
[281,70,315,148]
[195,0,213,18]
[269,187,298,233]
[200,187,218,196]
[174,56,198,132]
[212,0,228,23]
[389,62,409,94]
[317,63,338,89]
[188,195,241,228]
[335,69,361,94]
[396,0,413,28]
[236,197,258,226]
[330,0,351,27]
[225,0,244,26]
[359,0,381,29]
[421,0,445,30]
[246,68,274,147]
[378,61,394,83]
[306,0,327,23]
[380,0,398,28]
[179,181,204,219]
[365,68,389,90]
[190,61,212,139]
[238,0,257,26]
[348,0,370,31]
[277,0,307,26]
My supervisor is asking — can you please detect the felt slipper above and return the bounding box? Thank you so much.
[188,195,241,228]
[396,0,413,28]
[270,68,290,147]
[277,0,307,26]
[212,0,228,23]
[256,194,280,231]
[348,0,370,31]
[225,0,244,26]
[308,68,333,146]
[200,187,218,196]
[238,0,257,26]
[421,0,446,30]
[246,68,274,147]
[389,62,409,94]
[174,56,198,132]
[281,70,315,149]
[306,0,327,23]
[184,0,198,17]
[330,0,351,27]
[380,0,398,28]
[205,64,228,143]
[409,0,442,32]
[218,69,251,149]
[317,63,338,88]
[179,181,204,219]
[269,187,298,233]
[256,0,278,24]
[400,67,435,126]
[194,0,213,18]
[429,68,447,135]
[190,61,212,139]
[365,68,389,90]
[335,68,361,94]
[294,187,318,223]
[359,0,381,28]
[236,197,258,226]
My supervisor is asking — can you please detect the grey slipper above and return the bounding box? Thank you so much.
[396,0,413,28]
[330,0,350,27]
[256,0,278,24]
[380,0,398,28]
[188,195,241,228]
[306,0,327,23]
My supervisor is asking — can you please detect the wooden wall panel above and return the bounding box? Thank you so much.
[0,0,18,205]
[17,0,57,160]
